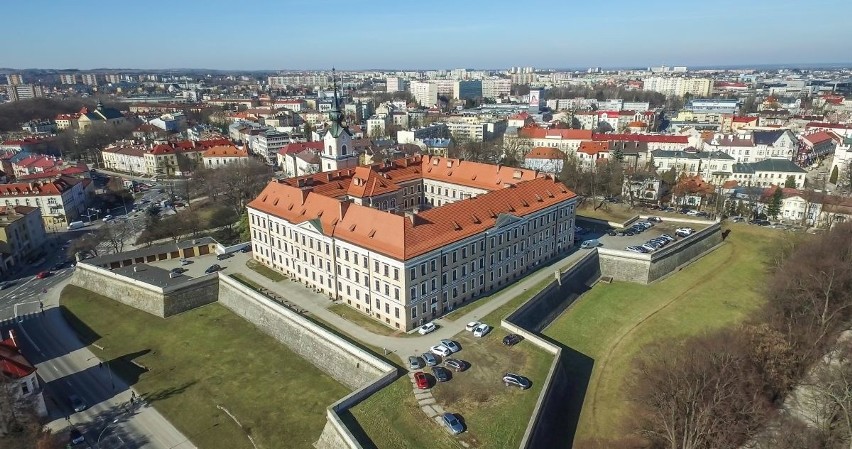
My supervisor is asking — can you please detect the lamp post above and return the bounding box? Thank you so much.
[97,418,119,448]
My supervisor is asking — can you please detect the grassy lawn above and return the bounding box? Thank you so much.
[576,203,635,223]
[246,259,287,282]
[327,303,412,337]
[351,330,552,448]
[60,285,349,449]
[543,223,783,441]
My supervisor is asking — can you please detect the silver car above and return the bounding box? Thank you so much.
[440,339,460,353]
[442,412,465,435]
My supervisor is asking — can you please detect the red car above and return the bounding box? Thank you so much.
[414,372,429,390]
[35,271,50,279]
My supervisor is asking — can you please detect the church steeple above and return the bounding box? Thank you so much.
[328,68,348,138]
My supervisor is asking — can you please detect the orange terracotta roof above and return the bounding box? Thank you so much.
[250,158,577,260]
[626,121,647,128]
[0,333,36,379]
[802,131,837,145]
[732,116,758,123]
[578,141,609,155]
[202,145,248,158]
[0,177,79,196]
[525,147,566,160]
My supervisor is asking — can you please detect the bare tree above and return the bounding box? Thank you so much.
[98,220,134,253]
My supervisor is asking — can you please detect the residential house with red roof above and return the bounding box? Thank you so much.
[0,330,46,419]
[799,131,839,166]
[0,176,90,227]
[523,147,566,174]
[202,145,249,169]
[247,155,578,331]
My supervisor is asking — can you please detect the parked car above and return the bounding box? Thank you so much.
[442,412,465,435]
[750,219,770,226]
[503,373,532,390]
[640,243,656,252]
[503,334,523,346]
[659,234,675,242]
[418,322,437,335]
[217,253,234,260]
[414,371,429,389]
[35,271,51,279]
[68,394,86,412]
[465,321,481,332]
[440,339,460,353]
[685,210,700,216]
[607,229,618,236]
[180,258,191,266]
[204,264,221,274]
[69,427,85,445]
[422,352,439,367]
[580,239,601,249]
[240,245,252,253]
[0,281,11,290]
[473,323,492,338]
[625,246,645,254]
[430,344,452,357]
[408,356,424,370]
[170,267,187,274]
[444,358,467,372]
[432,366,451,382]
[647,216,662,222]
[618,229,635,236]
[102,214,114,222]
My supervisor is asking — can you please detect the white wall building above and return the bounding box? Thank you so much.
[410,81,438,107]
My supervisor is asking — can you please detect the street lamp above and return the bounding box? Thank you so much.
[96,418,119,448]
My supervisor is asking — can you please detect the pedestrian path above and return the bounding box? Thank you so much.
[225,249,586,363]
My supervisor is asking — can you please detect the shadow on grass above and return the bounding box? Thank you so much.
[528,334,595,448]
[337,409,379,449]
[108,349,151,386]
[141,380,197,405]
[60,304,101,346]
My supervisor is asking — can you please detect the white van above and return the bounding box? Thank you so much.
[580,239,601,249]
[67,221,85,230]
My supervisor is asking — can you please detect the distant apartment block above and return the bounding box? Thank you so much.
[80,73,99,86]
[6,84,44,102]
[5,74,24,85]
[643,77,712,97]
[410,81,438,107]
[58,74,77,85]
[386,77,406,93]
[453,80,482,100]
[481,78,511,100]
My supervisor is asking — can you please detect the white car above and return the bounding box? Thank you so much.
[465,321,481,332]
[430,344,452,357]
[440,339,460,353]
[102,215,114,222]
[418,322,437,335]
[473,324,491,338]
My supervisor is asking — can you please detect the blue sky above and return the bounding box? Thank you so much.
[5,0,852,70]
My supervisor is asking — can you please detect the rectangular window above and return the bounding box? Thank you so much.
[375,261,379,272]
[411,287,417,299]
[412,307,417,319]
[375,280,380,291]
[410,267,416,280]
[394,268,399,280]
[394,288,400,300]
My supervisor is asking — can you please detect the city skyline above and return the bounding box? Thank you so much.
[5,0,852,71]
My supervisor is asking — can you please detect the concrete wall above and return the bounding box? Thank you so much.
[70,264,219,318]
[218,275,393,390]
[71,264,168,317]
[508,250,600,333]
[598,222,723,284]
[217,275,397,449]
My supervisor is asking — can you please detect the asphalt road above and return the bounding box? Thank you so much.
[1,276,196,449]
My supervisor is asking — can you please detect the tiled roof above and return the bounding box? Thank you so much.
[518,127,593,140]
[732,116,758,123]
[802,131,836,146]
[250,156,574,260]
[749,159,806,173]
[202,145,247,158]
[593,133,688,144]
[806,122,852,131]
[279,141,323,155]
[578,141,609,156]
[0,334,36,379]
[0,176,80,196]
[626,121,647,128]
[250,176,575,260]
[752,130,786,145]
[524,147,566,160]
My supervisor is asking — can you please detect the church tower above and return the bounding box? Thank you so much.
[321,68,358,172]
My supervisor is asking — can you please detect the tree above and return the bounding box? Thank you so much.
[838,160,852,193]
[784,176,797,188]
[97,221,134,253]
[0,375,58,447]
[768,187,783,220]
[67,232,101,259]
[632,332,769,449]
[830,166,840,185]
[239,212,251,242]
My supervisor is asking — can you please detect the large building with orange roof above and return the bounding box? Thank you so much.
[247,155,578,331]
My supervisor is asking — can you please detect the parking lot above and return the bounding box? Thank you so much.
[142,251,242,280]
[576,219,709,253]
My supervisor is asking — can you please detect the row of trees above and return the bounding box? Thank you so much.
[0,97,93,132]
[625,224,852,448]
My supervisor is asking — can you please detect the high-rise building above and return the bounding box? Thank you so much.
[386,76,405,93]
[59,74,77,85]
[104,74,122,84]
[410,81,438,107]
[453,80,482,100]
[6,74,24,85]
[81,74,99,86]
[7,84,45,102]
[481,78,511,99]
[643,77,711,97]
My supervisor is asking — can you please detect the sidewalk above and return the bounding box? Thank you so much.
[40,278,196,449]
[226,249,586,362]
